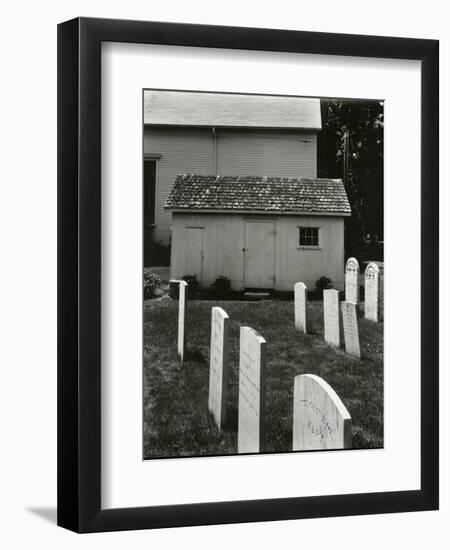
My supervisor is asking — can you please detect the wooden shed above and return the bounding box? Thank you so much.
[165,175,351,291]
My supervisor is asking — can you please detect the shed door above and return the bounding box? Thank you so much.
[244,221,275,289]
[185,227,203,282]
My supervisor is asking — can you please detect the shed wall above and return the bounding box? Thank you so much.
[144,127,317,245]
[170,213,345,291]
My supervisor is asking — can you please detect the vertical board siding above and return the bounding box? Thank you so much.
[170,213,345,290]
[281,217,345,290]
[144,127,318,245]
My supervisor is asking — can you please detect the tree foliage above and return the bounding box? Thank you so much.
[317,99,384,260]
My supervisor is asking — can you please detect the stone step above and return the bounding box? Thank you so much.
[244,291,271,301]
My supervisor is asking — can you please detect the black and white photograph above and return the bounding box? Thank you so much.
[142,89,384,459]
[0,0,444,542]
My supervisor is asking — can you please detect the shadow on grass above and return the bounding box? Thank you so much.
[224,406,238,431]
[185,347,207,363]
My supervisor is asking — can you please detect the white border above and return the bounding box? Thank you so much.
[101,42,421,509]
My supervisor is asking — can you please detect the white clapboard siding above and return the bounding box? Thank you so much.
[144,128,214,245]
[216,130,317,178]
[144,127,318,245]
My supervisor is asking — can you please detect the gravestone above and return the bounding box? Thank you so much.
[345,257,360,304]
[176,280,188,361]
[238,327,266,454]
[341,301,361,358]
[364,262,380,322]
[294,282,308,334]
[379,268,384,321]
[293,374,352,451]
[323,289,341,347]
[208,307,229,430]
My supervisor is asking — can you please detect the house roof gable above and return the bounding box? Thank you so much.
[165,175,351,216]
[144,91,321,130]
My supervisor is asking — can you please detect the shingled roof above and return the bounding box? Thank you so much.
[144,91,321,129]
[165,175,351,215]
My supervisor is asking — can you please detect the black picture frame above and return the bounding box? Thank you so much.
[57,17,439,533]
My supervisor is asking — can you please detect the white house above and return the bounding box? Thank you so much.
[165,175,351,291]
[144,90,322,246]
[144,90,351,289]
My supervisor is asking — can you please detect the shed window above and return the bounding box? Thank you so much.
[299,227,319,247]
[144,160,157,225]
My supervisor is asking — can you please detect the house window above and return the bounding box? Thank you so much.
[144,159,157,225]
[299,227,319,247]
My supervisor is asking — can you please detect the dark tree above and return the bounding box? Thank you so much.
[317,98,384,261]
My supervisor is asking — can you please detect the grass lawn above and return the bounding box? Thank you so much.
[143,298,383,459]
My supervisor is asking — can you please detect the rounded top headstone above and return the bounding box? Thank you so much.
[346,257,359,273]
[293,374,352,451]
[364,262,380,280]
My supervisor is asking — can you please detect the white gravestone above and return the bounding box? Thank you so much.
[176,280,187,361]
[208,307,229,430]
[364,262,380,322]
[345,257,360,304]
[379,268,384,321]
[294,282,308,334]
[238,327,266,454]
[323,289,341,347]
[293,374,352,451]
[341,301,361,358]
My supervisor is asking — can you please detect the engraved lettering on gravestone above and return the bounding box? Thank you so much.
[294,282,308,333]
[323,289,341,347]
[341,301,361,358]
[364,262,380,322]
[208,307,229,430]
[345,257,360,304]
[293,374,352,450]
[238,327,266,454]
